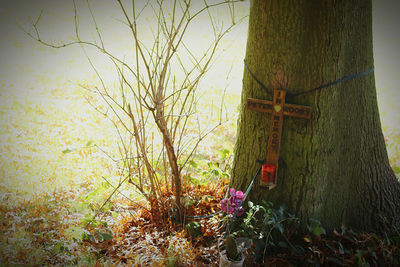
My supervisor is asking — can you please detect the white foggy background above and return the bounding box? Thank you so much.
[0,0,398,193]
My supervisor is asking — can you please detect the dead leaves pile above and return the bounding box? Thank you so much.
[0,179,229,266]
[0,186,86,265]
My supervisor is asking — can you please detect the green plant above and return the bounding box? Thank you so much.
[231,200,400,265]
[187,147,232,187]
[79,215,113,243]
[233,201,299,263]
[185,222,203,238]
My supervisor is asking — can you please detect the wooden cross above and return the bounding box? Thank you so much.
[247,89,311,189]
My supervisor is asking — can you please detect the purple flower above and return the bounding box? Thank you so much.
[220,188,245,216]
[220,198,229,213]
[229,188,244,202]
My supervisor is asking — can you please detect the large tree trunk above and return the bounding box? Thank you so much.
[231,0,400,235]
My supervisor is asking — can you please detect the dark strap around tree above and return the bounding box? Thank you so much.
[243,60,374,97]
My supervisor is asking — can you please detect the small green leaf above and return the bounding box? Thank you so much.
[188,160,198,168]
[276,223,284,234]
[87,234,95,242]
[55,242,66,253]
[217,148,230,159]
[185,200,196,207]
[62,148,72,154]
[211,169,220,176]
[86,140,94,147]
[248,201,254,208]
[185,222,203,238]
[310,219,326,236]
[313,226,324,236]
[95,232,104,242]
[102,232,113,241]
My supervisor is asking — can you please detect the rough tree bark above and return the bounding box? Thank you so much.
[231,0,400,235]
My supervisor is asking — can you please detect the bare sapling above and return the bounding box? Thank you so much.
[26,0,245,222]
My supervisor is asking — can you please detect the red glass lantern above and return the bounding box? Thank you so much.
[262,164,276,184]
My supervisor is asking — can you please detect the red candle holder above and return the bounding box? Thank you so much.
[262,164,276,184]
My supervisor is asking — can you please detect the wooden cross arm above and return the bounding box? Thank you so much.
[247,98,311,119]
[246,90,312,190]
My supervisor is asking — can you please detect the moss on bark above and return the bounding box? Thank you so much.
[231,0,400,235]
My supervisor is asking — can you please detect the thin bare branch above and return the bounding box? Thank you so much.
[86,0,105,49]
